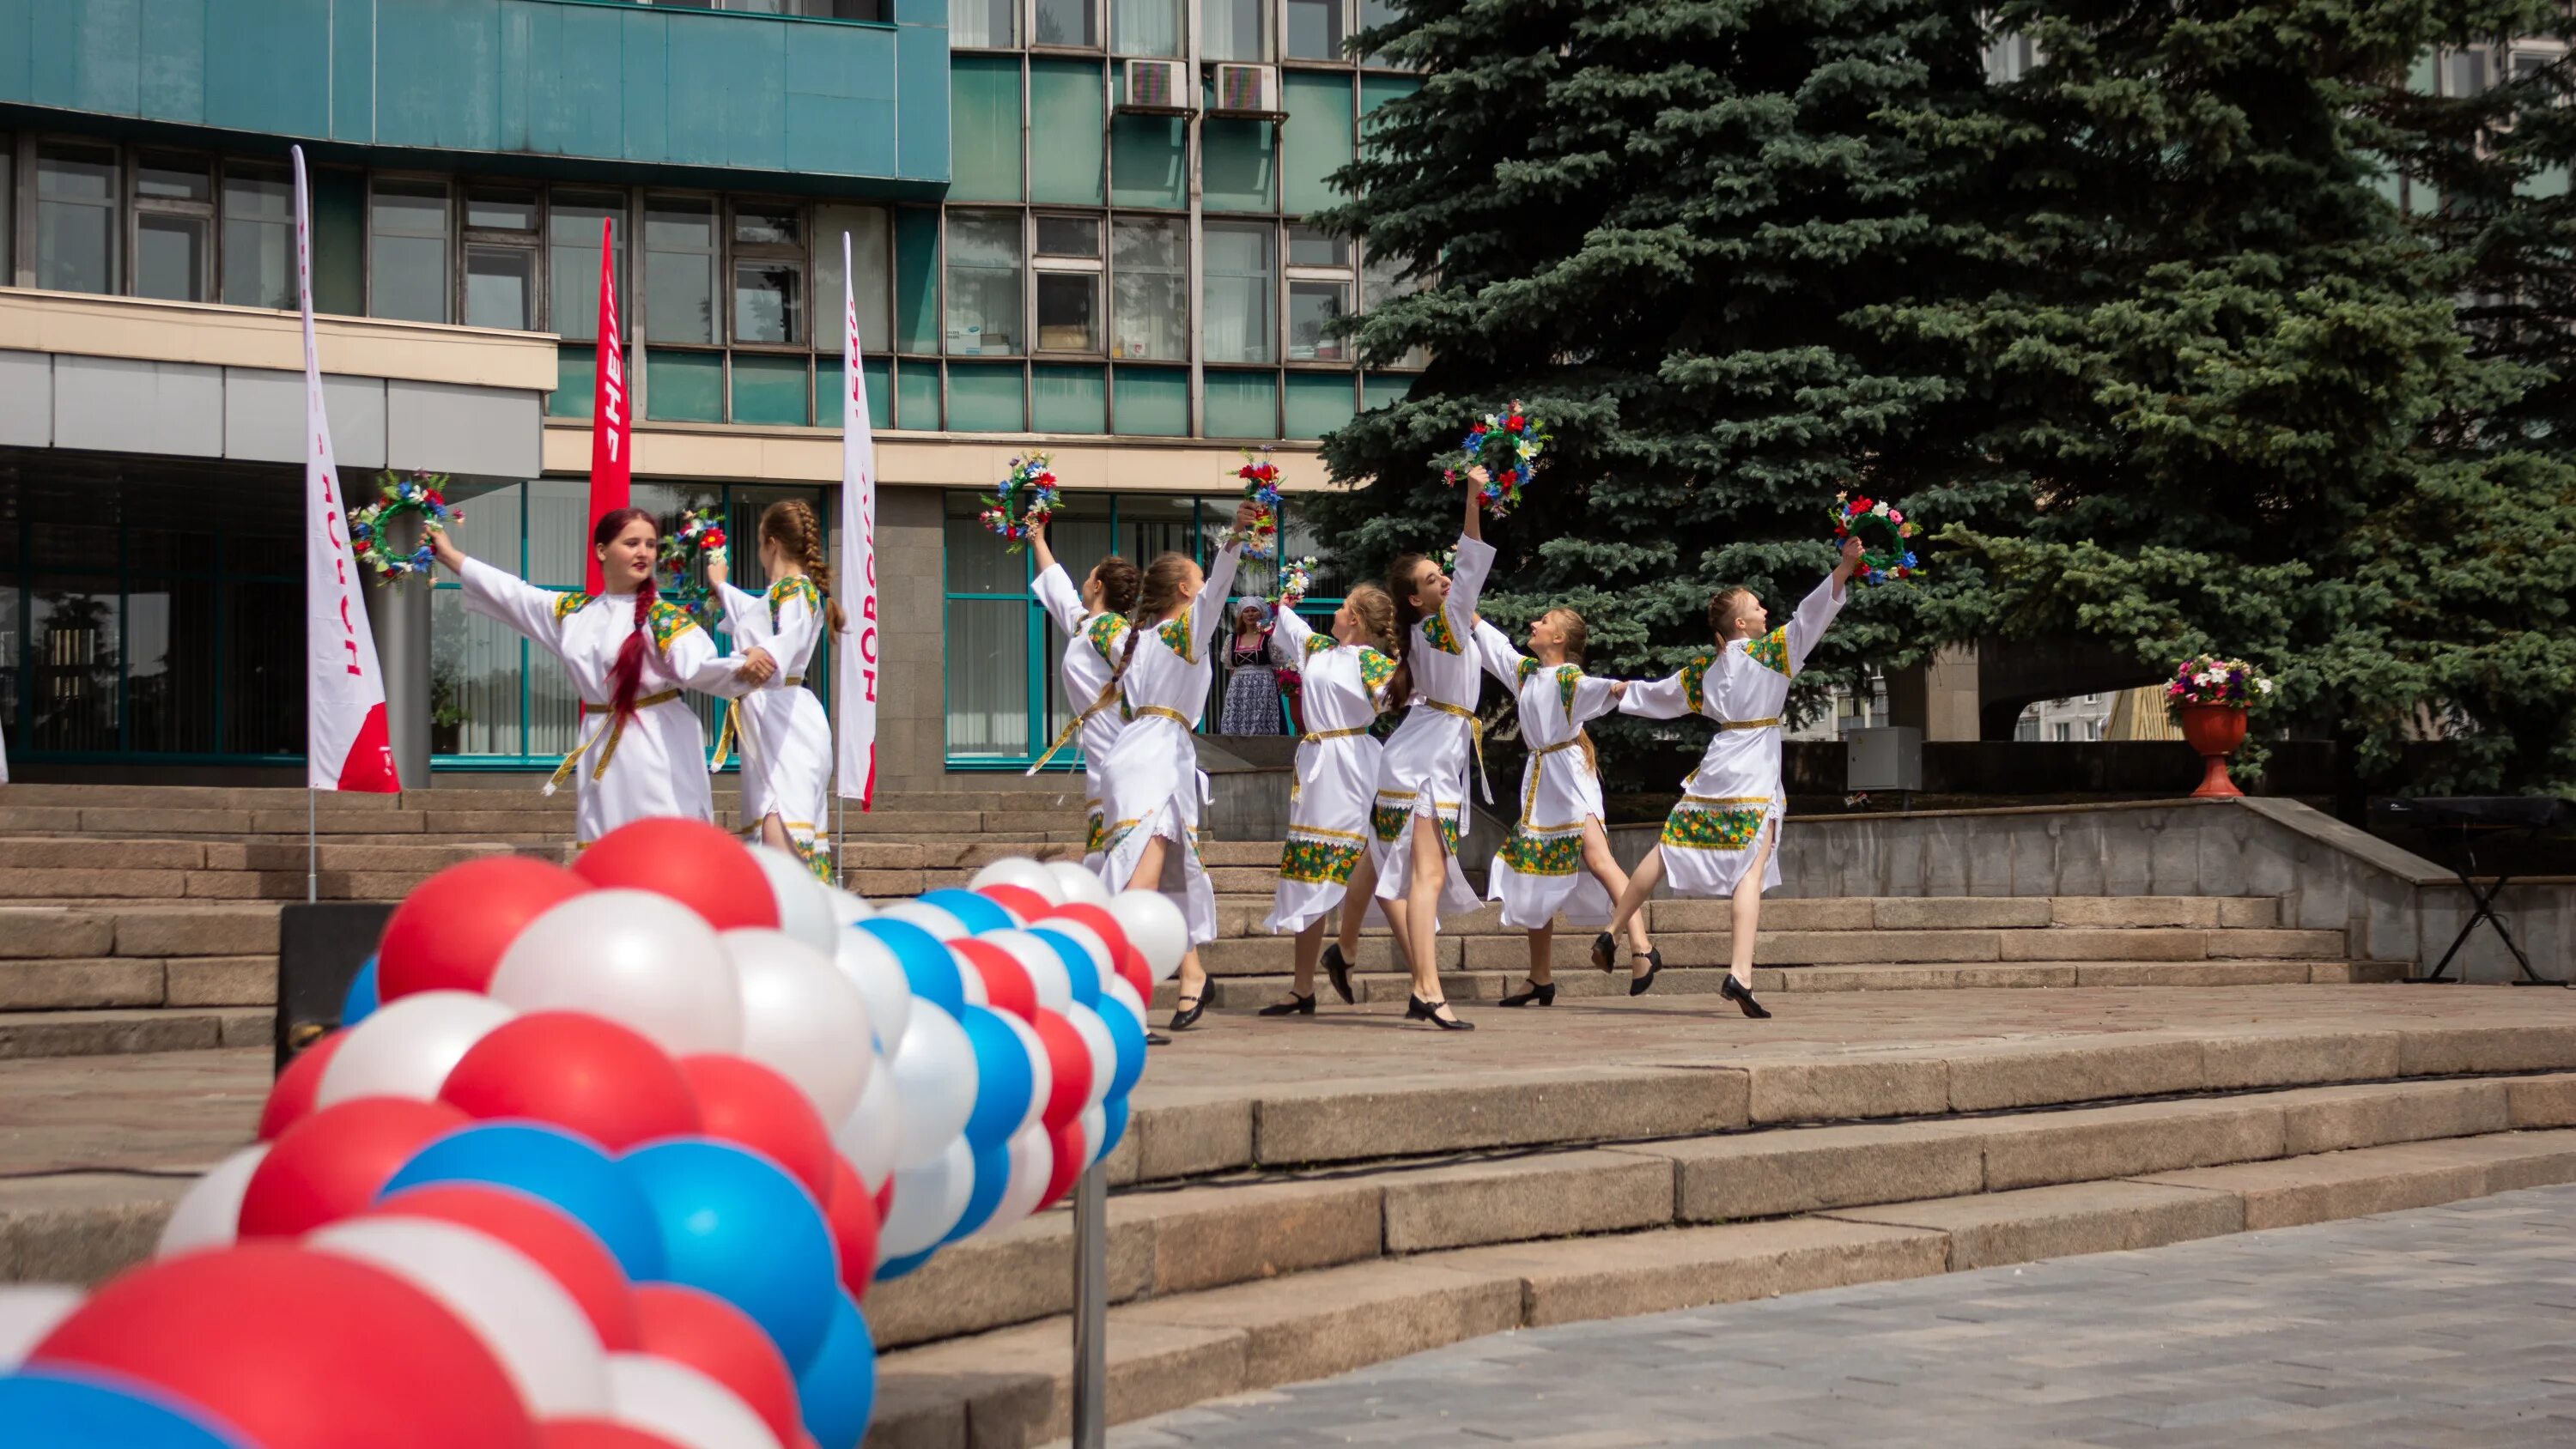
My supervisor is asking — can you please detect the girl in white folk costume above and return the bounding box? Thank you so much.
[1018,518,1139,870]
[1472,607,1659,1005]
[704,500,843,882]
[1255,582,1400,1016]
[1601,536,1863,1016]
[428,508,779,846]
[1093,500,1266,1030]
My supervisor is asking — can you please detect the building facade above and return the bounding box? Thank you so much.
[0,0,1413,785]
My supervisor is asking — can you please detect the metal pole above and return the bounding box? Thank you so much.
[1070,1161,1109,1449]
[306,786,317,904]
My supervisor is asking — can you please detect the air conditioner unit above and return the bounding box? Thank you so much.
[1208,63,1283,118]
[1119,58,1192,114]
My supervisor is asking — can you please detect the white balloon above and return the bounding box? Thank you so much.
[1109,891,1189,985]
[314,989,516,1108]
[748,844,838,955]
[156,1142,268,1258]
[1032,919,1119,999]
[1046,860,1114,906]
[874,900,973,942]
[1063,1002,1118,1114]
[605,1352,779,1449]
[832,928,914,1054]
[989,1125,1053,1236]
[997,1010,1053,1137]
[878,1134,975,1263]
[981,930,1074,1014]
[888,1003,978,1170]
[823,886,876,925]
[833,1052,903,1194]
[1080,1101,1111,1169]
[969,857,1062,903]
[489,890,743,1057]
[309,1216,610,1417]
[720,928,873,1125]
[0,1285,82,1367]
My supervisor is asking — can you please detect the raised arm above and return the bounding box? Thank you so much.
[1565,669,1622,726]
[1030,561,1089,639]
[664,615,769,700]
[713,581,766,641]
[1618,663,1698,720]
[1448,534,1498,624]
[1472,615,1524,688]
[452,555,570,657]
[1267,605,1315,668]
[1786,537,1862,675]
[1188,502,1260,655]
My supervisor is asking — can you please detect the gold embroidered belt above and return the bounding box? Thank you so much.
[1520,731,1600,830]
[549,688,683,794]
[708,676,808,773]
[1131,705,1198,729]
[1710,716,1780,731]
[1026,688,1125,777]
[1300,724,1371,745]
[1419,698,1493,803]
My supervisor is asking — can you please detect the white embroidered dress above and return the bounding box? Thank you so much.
[1616,571,1847,897]
[1031,562,1127,868]
[713,576,835,875]
[1261,609,1396,936]
[1093,543,1242,947]
[459,557,760,846]
[1370,533,1494,917]
[1475,621,1620,930]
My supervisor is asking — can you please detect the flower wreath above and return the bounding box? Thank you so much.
[1275,554,1317,604]
[1831,492,1922,585]
[1442,401,1548,518]
[348,470,461,579]
[981,453,1060,552]
[657,507,727,614]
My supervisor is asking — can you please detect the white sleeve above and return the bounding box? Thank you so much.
[458,556,568,657]
[1268,607,1314,668]
[769,589,823,678]
[714,582,766,641]
[664,618,760,700]
[1030,563,1088,638]
[1786,572,1848,676]
[1189,544,1243,656]
[1568,670,1621,726]
[1618,668,1696,720]
[1448,533,1498,621]
[1472,617,1525,688]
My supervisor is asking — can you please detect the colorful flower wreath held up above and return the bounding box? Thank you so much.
[981,452,1061,552]
[1831,492,1922,585]
[1276,555,1317,605]
[657,507,727,614]
[1441,401,1548,518]
[349,470,462,579]
[2166,656,2275,711]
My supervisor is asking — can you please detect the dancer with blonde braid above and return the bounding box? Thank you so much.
[705,500,843,880]
[1021,517,1140,870]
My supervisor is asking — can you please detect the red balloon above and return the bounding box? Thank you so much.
[258,1030,346,1142]
[378,855,592,1002]
[33,1242,538,1449]
[823,1158,880,1304]
[238,1096,472,1239]
[677,1055,835,1202]
[630,1282,801,1449]
[540,1422,687,1449]
[1037,903,1151,1002]
[951,939,1036,1022]
[1043,1115,1086,1210]
[975,883,1048,923]
[573,818,779,931]
[1029,1009,1092,1131]
[372,1181,642,1351]
[874,1178,895,1223]
[440,1011,701,1152]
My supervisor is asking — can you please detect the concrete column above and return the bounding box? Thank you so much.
[363,509,434,790]
[1887,643,1982,742]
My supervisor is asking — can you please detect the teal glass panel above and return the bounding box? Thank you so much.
[1282,72,1354,215]
[894,207,941,353]
[733,353,811,425]
[1033,365,1109,433]
[1363,371,1416,411]
[1030,60,1106,206]
[1110,114,1187,209]
[311,167,366,316]
[816,355,896,428]
[896,361,942,429]
[646,349,725,423]
[552,343,595,420]
[948,361,1027,432]
[951,56,1025,203]
[1202,118,1276,213]
[1204,369,1279,439]
[1359,73,1418,156]
[1112,365,1189,435]
[1284,372,1355,440]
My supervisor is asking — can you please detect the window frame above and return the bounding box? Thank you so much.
[1109,209,1190,362]
[1031,210,1107,356]
[217,157,296,312]
[728,194,810,349]
[32,136,122,296]
[458,179,544,332]
[1279,0,1347,64]
[1030,0,1103,51]
[128,148,216,304]
[943,206,1029,358]
[365,173,455,324]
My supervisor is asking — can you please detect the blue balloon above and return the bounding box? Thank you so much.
[381,1122,665,1279]
[795,1292,879,1449]
[624,1137,838,1370]
[1026,927,1102,1009]
[946,1134,1012,1245]
[340,955,380,1028]
[1097,1094,1132,1164]
[854,918,967,1015]
[0,1369,252,1448]
[916,888,1015,935]
[1098,990,1147,1100]
[873,1246,936,1281]
[956,1004,1034,1152]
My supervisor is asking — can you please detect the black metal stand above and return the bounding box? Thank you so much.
[2414,822,2554,986]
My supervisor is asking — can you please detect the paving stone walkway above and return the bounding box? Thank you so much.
[1113,1182,2576,1447]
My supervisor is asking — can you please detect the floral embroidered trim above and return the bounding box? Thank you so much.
[1516,655,1542,682]
[1086,612,1128,662]
[1280,837,1364,885]
[1158,609,1195,662]
[1358,648,1396,696]
[1371,802,1410,843]
[1084,807,1108,857]
[552,591,592,622]
[1680,653,1716,715]
[648,600,699,653]
[1500,829,1583,876]
[1744,626,1791,677]
[1304,632,1335,658]
[767,575,823,631]
[1555,664,1583,716]
[1661,804,1766,852]
[1421,606,1461,655]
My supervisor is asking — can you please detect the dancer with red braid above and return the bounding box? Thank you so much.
[428,508,778,846]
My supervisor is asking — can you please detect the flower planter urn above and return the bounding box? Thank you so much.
[2178,703,2248,799]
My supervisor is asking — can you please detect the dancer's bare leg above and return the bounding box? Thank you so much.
[1336,847,1380,958]
[1290,919,1323,998]
[1728,823,1778,987]
[1525,924,1553,987]
[1580,819,1654,963]
[1403,815,1448,1003]
[1597,846,1666,971]
[758,811,795,854]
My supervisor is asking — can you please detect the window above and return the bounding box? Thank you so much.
[728,0,887,14]
[1356,0,1398,64]
[2054,721,2072,742]
[549,191,628,341]
[221,163,293,309]
[463,185,538,330]
[952,0,1016,46]
[1202,0,1268,60]
[732,202,805,344]
[1035,0,1097,45]
[1113,0,1182,54]
[644,195,720,343]
[1361,239,1428,368]
[1202,220,1274,363]
[813,203,894,351]
[2449,46,2492,97]
[1034,215,1103,352]
[1285,223,1350,361]
[132,153,214,302]
[368,179,450,322]
[1984,33,2038,84]
[36,142,118,294]
[1285,0,1342,59]
[945,211,1024,355]
[1112,215,1187,359]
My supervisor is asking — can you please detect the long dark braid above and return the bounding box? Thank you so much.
[595,507,659,717]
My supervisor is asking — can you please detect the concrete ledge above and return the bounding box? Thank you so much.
[1636,1122,1983,1222]
[1252,1069,1748,1165]
[1826,1179,2244,1270]
[1431,1217,1951,1329]
[1121,1260,1523,1390]
[1379,1149,1674,1253]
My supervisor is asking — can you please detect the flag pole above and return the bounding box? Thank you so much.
[307,786,317,904]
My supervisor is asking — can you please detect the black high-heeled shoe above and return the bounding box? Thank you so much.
[1590,931,1615,974]
[1406,994,1476,1030]
[1627,948,1665,997]
[1321,943,1357,1004]
[1257,992,1316,1016]
[1498,979,1557,1008]
[1722,974,1772,1018]
[1169,992,1207,1031]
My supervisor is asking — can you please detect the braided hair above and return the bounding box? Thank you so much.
[1082,550,1197,719]
[593,507,659,718]
[1385,552,1431,706]
[758,499,848,634]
